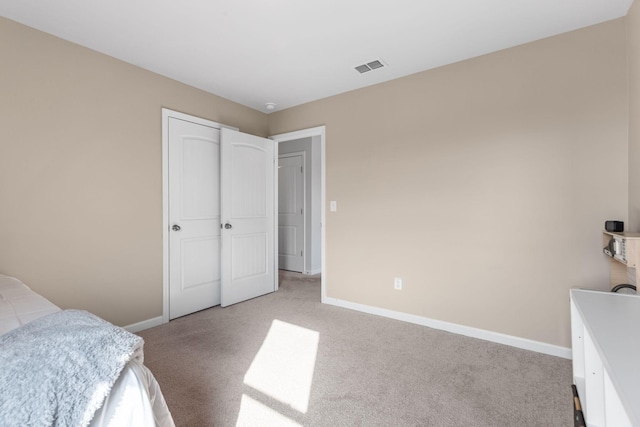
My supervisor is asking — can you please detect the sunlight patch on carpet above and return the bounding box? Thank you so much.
[243,319,319,414]
[236,394,302,427]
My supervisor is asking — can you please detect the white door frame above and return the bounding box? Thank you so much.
[270,126,326,303]
[161,108,238,324]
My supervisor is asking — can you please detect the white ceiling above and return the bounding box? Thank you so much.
[0,0,633,113]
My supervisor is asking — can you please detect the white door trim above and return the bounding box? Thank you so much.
[161,108,238,324]
[270,126,326,303]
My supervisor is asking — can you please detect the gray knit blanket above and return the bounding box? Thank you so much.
[0,310,143,427]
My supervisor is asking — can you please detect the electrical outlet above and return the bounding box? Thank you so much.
[394,277,402,290]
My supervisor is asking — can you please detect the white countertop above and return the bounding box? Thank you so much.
[571,289,640,426]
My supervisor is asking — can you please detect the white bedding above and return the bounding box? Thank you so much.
[0,274,61,335]
[0,274,174,427]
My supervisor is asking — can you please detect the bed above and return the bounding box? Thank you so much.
[0,274,175,427]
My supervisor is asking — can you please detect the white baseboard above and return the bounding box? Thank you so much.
[323,297,572,359]
[305,269,322,275]
[124,316,164,333]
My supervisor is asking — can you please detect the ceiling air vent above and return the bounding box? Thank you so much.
[355,59,386,74]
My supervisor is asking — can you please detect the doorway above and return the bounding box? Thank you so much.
[271,127,326,301]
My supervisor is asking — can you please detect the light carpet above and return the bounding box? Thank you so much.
[139,271,572,426]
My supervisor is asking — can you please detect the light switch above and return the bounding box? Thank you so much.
[330,201,337,212]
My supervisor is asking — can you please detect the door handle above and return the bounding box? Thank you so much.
[224,223,232,230]
[172,224,181,231]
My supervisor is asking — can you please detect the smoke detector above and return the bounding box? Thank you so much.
[354,59,387,74]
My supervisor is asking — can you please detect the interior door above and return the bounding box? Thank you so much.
[278,154,304,272]
[168,117,221,319]
[220,128,276,307]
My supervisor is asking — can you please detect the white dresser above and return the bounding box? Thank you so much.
[570,289,640,427]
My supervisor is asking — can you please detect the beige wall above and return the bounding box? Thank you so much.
[629,2,640,231]
[270,19,628,347]
[0,15,630,348]
[0,17,268,326]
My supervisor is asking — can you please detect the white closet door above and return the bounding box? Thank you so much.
[220,128,275,307]
[168,117,221,319]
